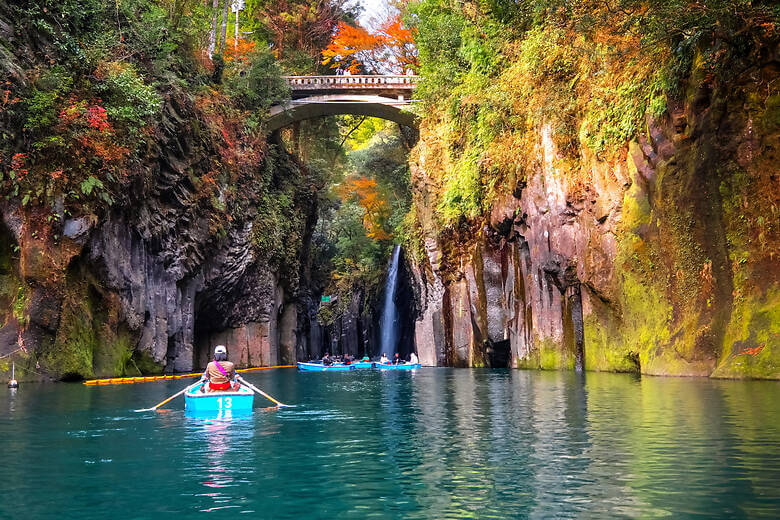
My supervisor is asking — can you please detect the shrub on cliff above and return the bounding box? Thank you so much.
[0,0,295,215]
[405,0,779,225]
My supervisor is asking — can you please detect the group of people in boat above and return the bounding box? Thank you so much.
[320,353,369,366]
[317,351,419,365]
[379,352,419,365]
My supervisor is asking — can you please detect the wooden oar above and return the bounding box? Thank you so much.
[135,381,200,412]
[236,375,292,407]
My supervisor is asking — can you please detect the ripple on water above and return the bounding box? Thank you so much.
[1,370,780,519]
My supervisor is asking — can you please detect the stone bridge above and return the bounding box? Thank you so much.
[268,75,417,131]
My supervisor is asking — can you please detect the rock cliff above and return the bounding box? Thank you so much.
[0,92,313,381]
[410,69,779,378]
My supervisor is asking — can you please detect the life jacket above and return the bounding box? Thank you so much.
[209,380,232,391]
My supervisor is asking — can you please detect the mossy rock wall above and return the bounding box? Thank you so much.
[39,268,147,380]
[410,70,779,379]
[592,83,779,378]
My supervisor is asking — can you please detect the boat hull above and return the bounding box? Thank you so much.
[184,382,254,412]
[375,363,421,370]
[352,362,375,369]
[297,362,356,371]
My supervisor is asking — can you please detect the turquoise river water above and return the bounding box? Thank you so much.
[1,368,779,519]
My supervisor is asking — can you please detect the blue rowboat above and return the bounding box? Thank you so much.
[352,362,375,369]
[297,362,356,371]
[184,381,254,413]
[375,363,421,370]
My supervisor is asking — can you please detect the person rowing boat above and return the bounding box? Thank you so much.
[201,345,239,393]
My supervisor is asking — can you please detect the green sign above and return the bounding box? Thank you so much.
[321,295,331,303]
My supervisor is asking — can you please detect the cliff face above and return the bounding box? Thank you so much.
[0,93,313,381]
[410,69,780,378]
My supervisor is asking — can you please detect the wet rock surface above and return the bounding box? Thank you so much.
[0,92,312,380]
[409,77,779,378]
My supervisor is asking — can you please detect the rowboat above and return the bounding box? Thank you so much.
[352,361,375,369]
[374,363,421,370]
[184,381,254,413]
[297,362,356,371]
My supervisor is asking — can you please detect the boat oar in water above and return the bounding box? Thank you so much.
[237,375,292,407]
[135,381,200,412]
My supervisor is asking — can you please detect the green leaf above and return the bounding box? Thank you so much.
[80,176,104,195]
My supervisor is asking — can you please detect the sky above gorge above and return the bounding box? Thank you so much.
[354,0,394,29]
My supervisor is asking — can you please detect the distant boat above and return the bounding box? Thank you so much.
[184,380,254,413]
[297,362,356,371]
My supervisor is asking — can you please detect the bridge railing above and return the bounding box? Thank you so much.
[283,75,417,90]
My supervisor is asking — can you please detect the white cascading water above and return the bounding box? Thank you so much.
[379,245,401,358]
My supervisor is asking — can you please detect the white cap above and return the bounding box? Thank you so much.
[214,345,227,355]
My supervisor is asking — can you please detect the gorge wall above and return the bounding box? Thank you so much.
[0,2,327,382]
[0,88,313,382]
[409,68,780,378]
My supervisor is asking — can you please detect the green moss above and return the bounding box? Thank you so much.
[44,284,96,379]
[516,348,540,370]
[92,326,135,378]
[131,350,164,376]
[41,275,142,380]
[516,336,577,371]
[583,313,639,373]
[0,228,24,329]
[538,337,574,370]
[581,151,717,376]
[757,93,780,133]
[12,284,28,327]
[619,271,671,370]
[712,287,780,379]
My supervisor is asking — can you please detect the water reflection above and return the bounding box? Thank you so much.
[1,370,779,519]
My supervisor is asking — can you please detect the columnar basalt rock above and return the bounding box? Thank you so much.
[0,91,313,381]
[410,79,779,378]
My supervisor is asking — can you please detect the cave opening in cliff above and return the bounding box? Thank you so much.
[278,116,418,362]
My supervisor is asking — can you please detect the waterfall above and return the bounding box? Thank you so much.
[379,245,401,358]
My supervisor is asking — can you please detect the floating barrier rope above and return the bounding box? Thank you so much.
[83,365,295,385]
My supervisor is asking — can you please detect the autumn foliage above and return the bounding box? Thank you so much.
[57,99,129,168]
[223,38,257,63]
[339,176,391,241]
[321,15,417,74]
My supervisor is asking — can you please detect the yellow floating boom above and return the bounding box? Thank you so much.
[83,365,295,385]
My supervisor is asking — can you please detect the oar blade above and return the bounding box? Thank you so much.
[135,382,195,412]
[237,377,292,408]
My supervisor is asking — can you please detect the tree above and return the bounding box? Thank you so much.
[321,14,418,74]
[245,0,355,72]
[338,176,392,241]
[209,0,220,55]
[220,0,229,53]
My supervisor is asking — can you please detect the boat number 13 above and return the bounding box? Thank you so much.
[217,397,232,409]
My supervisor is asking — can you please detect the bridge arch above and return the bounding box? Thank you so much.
[267,75,418,132]
[268,95,416,131]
